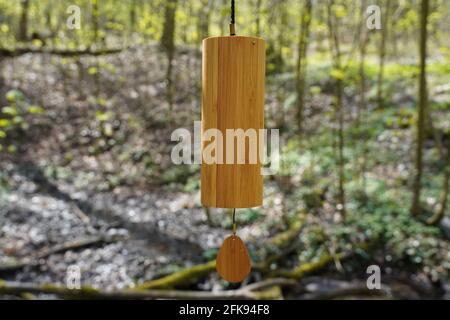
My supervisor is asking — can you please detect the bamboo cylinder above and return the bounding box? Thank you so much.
[201,36,265,208]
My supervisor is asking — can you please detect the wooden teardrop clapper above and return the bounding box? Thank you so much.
[216,235,251,283]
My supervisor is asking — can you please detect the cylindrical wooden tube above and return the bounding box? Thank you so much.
[201,36,265,208]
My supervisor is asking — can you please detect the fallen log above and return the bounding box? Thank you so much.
[135,260,216,290]
[265,213,307,248]
[255,217,307,273]
[270,240,373,279]
[136,218,367,290]
[0,278,296,300]
[136,215,308,290]
[0,47,124,58]
[270,252,344,279]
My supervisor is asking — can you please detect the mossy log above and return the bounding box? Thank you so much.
[0,278,296,300]
[0,47,124,58]
[271,252,344,279]
[271,241,372,279]
[265,213,307,248]
[135,260,216,290]
[253,213,308,273]
[137,214,308,290]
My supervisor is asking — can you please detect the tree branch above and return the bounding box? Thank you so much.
[0,47,124,58]
[0,278,296,300]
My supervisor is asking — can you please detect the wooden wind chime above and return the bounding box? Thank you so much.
[201,0,265,282]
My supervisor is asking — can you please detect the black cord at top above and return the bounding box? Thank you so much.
[231,0,235,24]
[230,0,236,35]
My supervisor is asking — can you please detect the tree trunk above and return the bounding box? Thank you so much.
[161,0,178,120]
[336,77,346,217]
[295,0,312,136]
[427,139,449,225]
[359,0,370,189]
[18,0,30,41]
[255,0,262,36]
[129,0,137,35]
[376,0,392,110]
[197,0,212,44]
[91,0,99,44]
[91,0,101,98]
[411,0,429,216]
[326,0,346,217]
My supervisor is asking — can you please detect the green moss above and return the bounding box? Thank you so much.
[136,260,216,290]
[253,286,283,300]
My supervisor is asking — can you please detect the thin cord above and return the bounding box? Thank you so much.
[232,208,237,235]
[229,0,236,234]
[231,0,235,24]
[229,0,236,35]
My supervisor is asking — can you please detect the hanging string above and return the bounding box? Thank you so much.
[229,0,236,235]
[232,208,237,235]
[230,0,236,36]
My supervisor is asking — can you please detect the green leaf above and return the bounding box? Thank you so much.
[7,145,16,153]
[6,90,24,103]
[88,67,98,75]
[0,119,11,127]
[32,39,43,47]
[12,116,23,124]
[103,122,113,137]
[95,111,112,122]
[333,5,347,18]
[0,130,6,138]
[0,24,9,33]
[330,68,345,80]
[2,106,17,116]
[27,105,45,114]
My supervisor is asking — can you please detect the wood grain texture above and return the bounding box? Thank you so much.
[216,235,251,283]
[201,36,265,208]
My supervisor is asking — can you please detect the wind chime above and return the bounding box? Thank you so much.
[201,0,265,282]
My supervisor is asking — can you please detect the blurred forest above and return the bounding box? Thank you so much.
[0,0,449,299]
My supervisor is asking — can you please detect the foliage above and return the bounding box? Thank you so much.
[0,90,44,153]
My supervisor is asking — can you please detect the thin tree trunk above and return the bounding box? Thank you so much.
[161,0,178,121]
[376,0,392,110]
[295,0,312,136]
[274,1,287,73]
[198,0,212,43]
[45,1,55,46]
[91,0,99,45]
[326,0,346,217]
[411,0,429,216]
[336,77,346,217]
[427,140,449,225]
[220,0,228,36]
[129,0,137,36]
[18,0,30,41]
[359,0,370,189]
[255,0,262,36]
[91,0,101,98]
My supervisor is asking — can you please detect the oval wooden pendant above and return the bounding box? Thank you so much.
[216,235,251,283]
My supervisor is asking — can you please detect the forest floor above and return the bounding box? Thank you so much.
[0,44,449,299]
